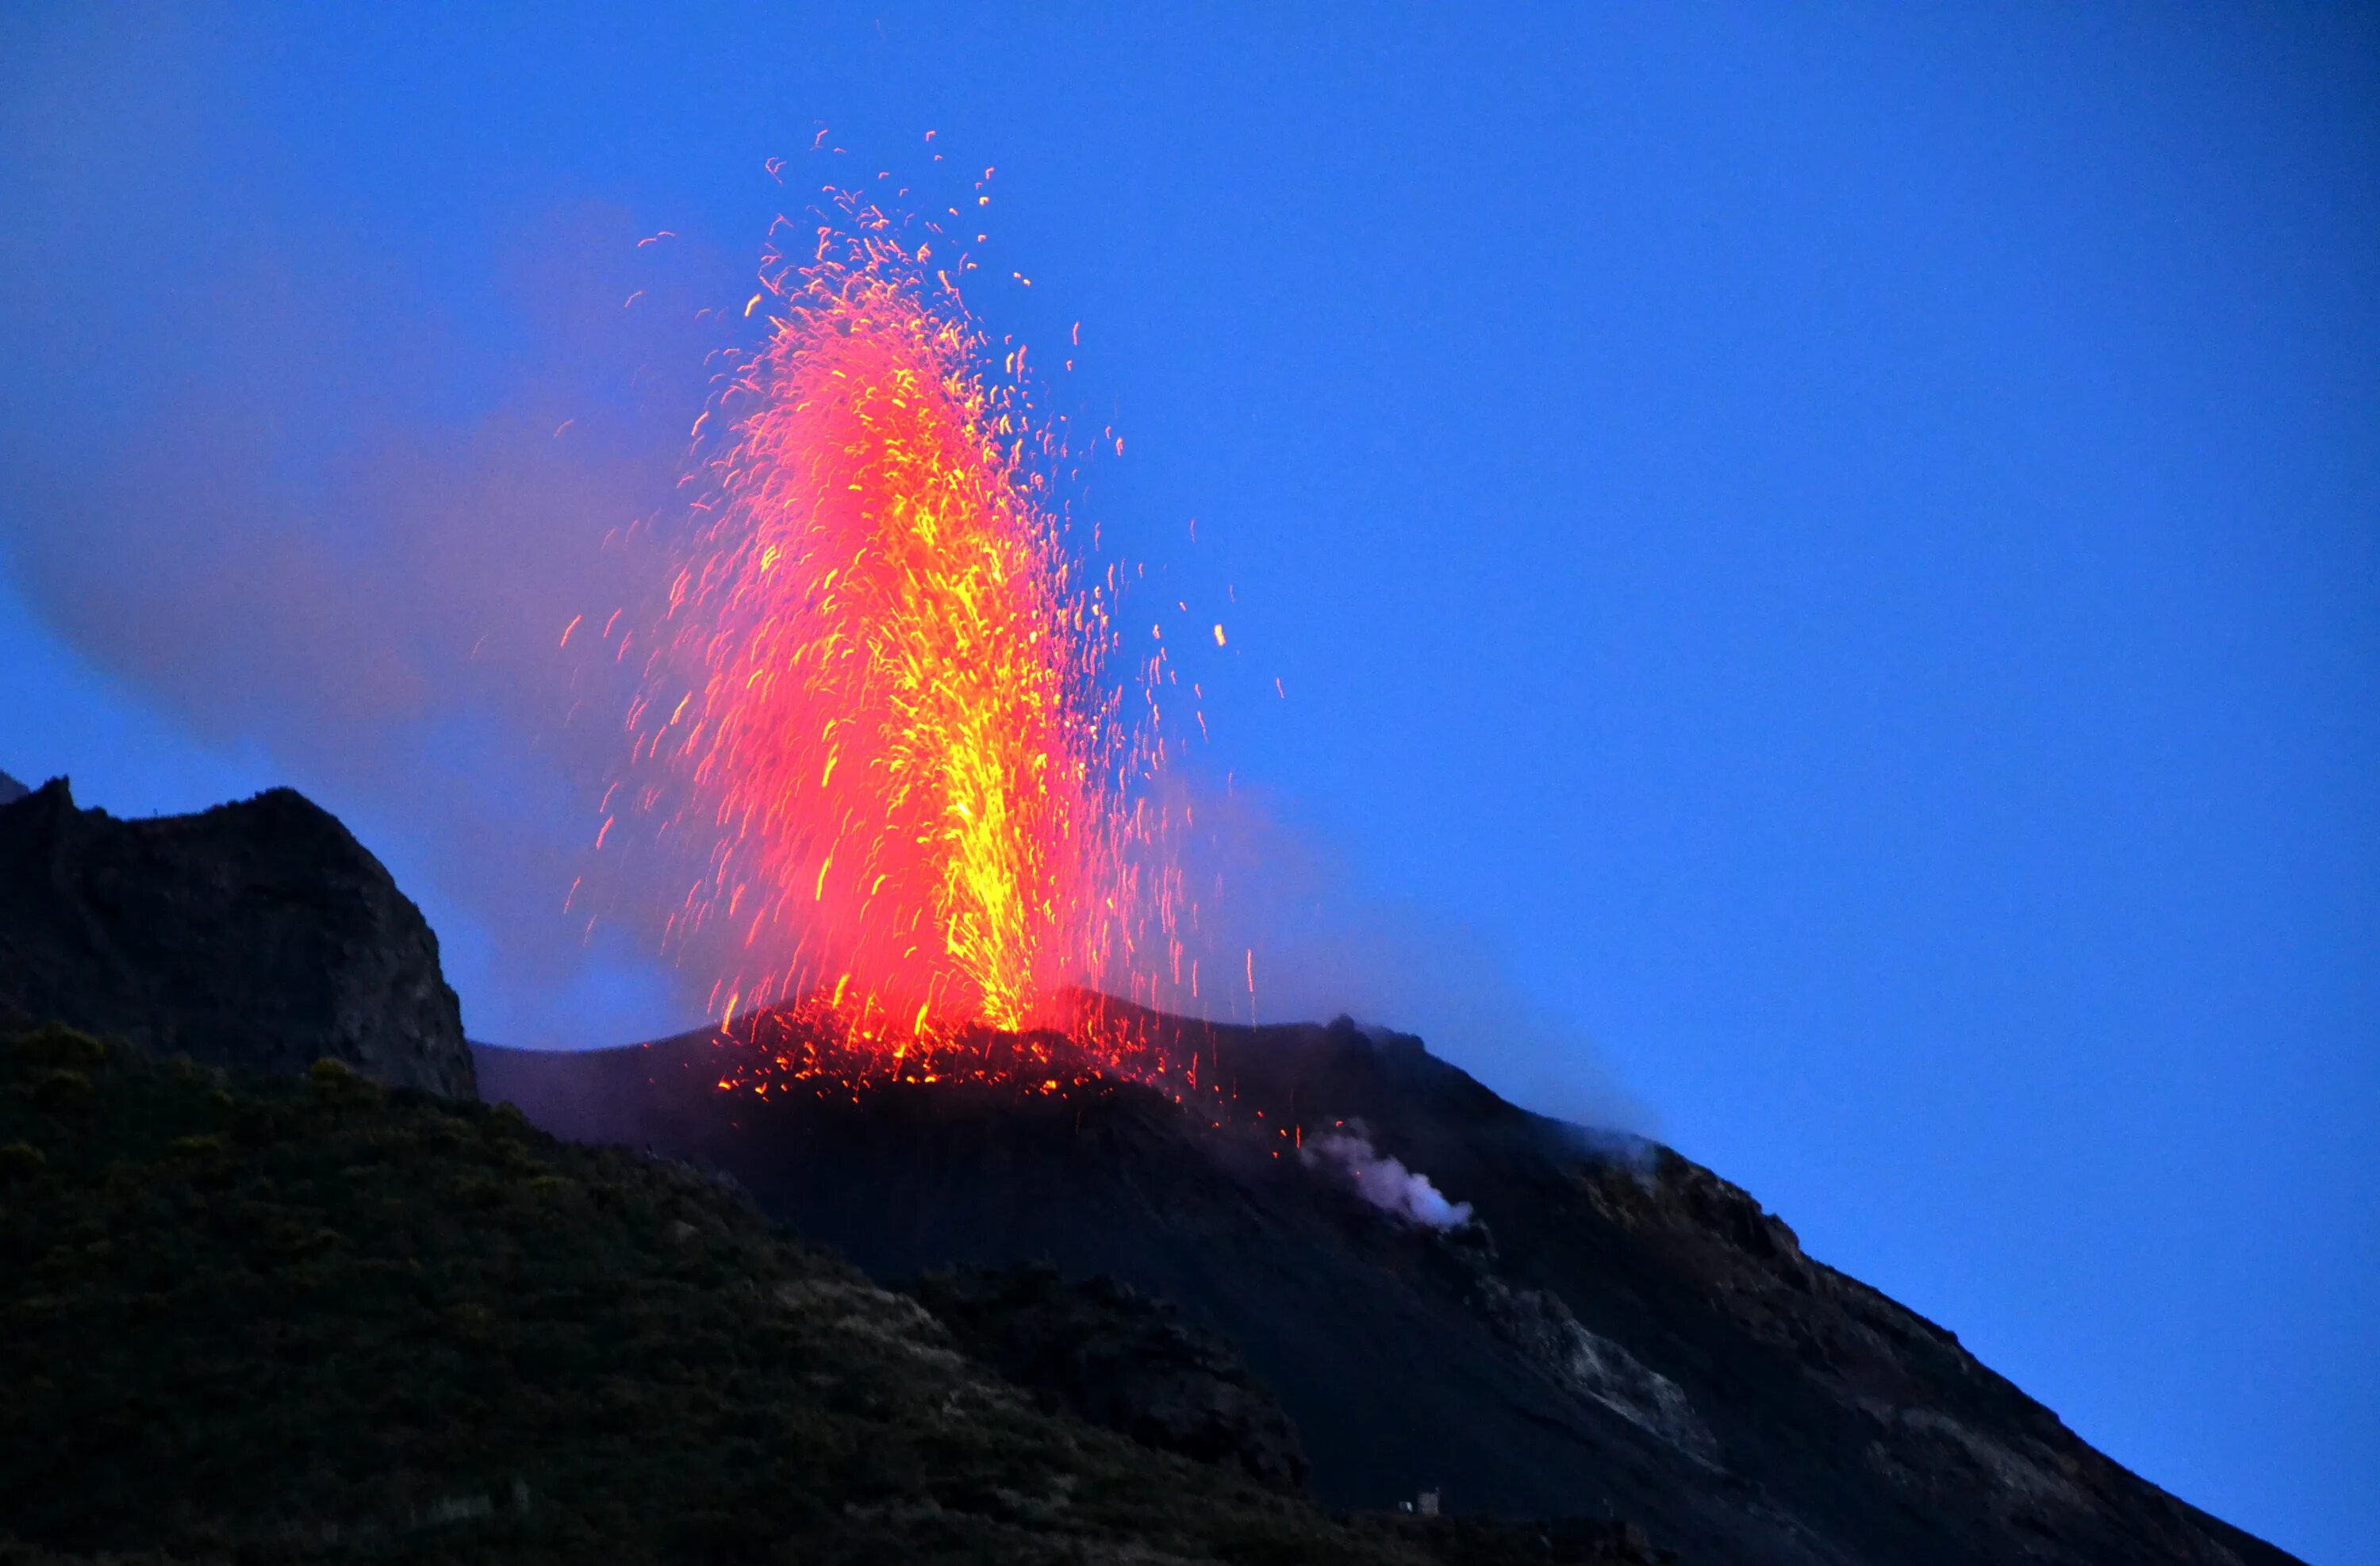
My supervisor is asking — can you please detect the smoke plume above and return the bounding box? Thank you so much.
[1300,1126,1474,1229]
[1142,778,1650,1131]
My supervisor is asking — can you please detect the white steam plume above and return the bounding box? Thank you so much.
[1300,1127,1474,1229]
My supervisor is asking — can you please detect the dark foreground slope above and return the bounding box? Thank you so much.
[1,1024,1671,1566]
[0,779,472,1097]
[481,1011,2301,1566]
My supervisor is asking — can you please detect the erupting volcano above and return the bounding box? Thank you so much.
[607,194,1186,1096]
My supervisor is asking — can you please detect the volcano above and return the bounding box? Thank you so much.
[478,1003,2297,1566]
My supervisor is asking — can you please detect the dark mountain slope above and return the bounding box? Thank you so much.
[5,1023,1668,1565]
[910,1261,1315,1492]
[479,1008,2301,1566]
[0,779,471,1096]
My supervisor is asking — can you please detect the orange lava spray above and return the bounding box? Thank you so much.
[620,194,1157,1080]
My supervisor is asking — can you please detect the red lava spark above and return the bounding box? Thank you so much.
[609,190,1195,1095]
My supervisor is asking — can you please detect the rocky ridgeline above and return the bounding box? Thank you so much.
[0,777,473,1097]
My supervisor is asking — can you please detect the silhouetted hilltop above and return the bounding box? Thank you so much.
[0,778,471,1096]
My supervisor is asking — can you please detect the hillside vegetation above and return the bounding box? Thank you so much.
[0,1026,1664,1565]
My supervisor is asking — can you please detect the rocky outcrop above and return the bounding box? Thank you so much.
[905,1261,1311,1491]
[1472,1274,1719,1464]
[0,771,27,806]
[0,778,472,1097]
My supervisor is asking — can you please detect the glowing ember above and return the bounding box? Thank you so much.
[615,190,1170,1088]
[705,988,1207,1102]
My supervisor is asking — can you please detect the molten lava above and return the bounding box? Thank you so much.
[618,198,1169,1091]
[704,988,1213,1103]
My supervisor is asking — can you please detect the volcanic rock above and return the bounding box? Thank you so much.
[0,778,472,1096]
[904,1261,1311,1491]
[478,1008,2303,1566]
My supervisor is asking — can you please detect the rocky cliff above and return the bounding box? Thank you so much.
[0,778,473,1096]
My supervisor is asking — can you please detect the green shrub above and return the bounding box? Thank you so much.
[11,1026,106,1068]
[24,1070,92,1115]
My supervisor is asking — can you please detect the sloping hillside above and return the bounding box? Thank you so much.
[479,1007,2303,1566]
[0,1024,1659,1565]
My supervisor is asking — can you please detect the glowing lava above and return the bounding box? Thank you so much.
[619,199,1154,1084]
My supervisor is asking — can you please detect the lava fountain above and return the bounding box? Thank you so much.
[610,198,1184,1093]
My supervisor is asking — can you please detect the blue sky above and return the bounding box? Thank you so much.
[2,6,2374,1560]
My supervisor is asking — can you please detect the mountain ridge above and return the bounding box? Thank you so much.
[480,1005,2303,1566]
[0,773,2301,1564]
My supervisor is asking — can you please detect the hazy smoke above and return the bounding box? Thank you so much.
[1141,778,1650,1132]
[0,12,1649,1135]
[0,12,738,1044]
[1300,1127,1474,1229]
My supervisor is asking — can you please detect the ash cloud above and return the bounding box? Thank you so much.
[0,11,729,1046]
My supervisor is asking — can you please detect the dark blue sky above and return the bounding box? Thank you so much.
[3,7,2374,1560]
